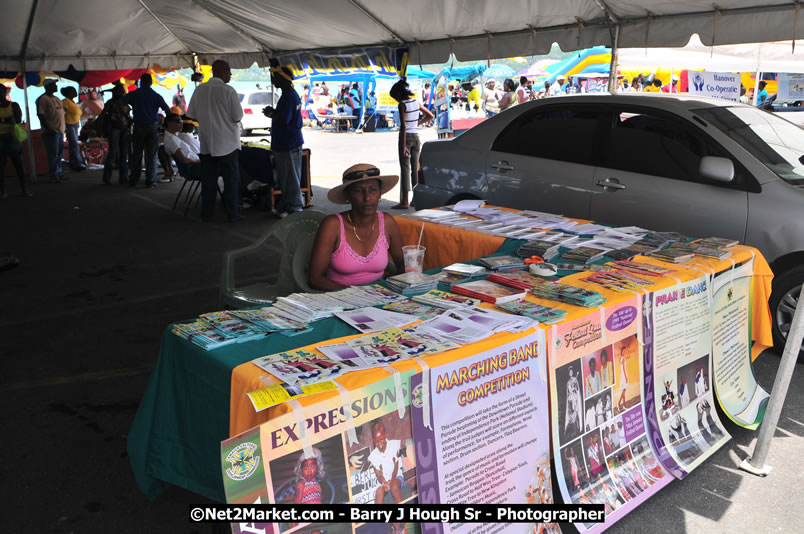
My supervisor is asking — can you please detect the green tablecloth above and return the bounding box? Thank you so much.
[127,239,524,501]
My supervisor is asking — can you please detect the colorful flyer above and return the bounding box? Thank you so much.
[548,297,671,532]
[411,330,557,534]
[642,276,731,479]
[246,380,340,412]
[222,372,419,534]
[712,259,769,429]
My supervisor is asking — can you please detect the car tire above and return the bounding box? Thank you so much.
[769,266,804,359]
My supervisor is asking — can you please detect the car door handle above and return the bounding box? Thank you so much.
[491,161,514,171]
[595,179,626,190]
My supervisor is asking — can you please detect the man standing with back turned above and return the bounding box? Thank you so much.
[187,60,244,222]
[125,73,170,188]
[262,65,304,218]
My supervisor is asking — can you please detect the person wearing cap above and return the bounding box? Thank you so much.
[389,79,433,209]
[262,65,304,218]
[60,86,86,171]
[36,79,66,182]
[101,85,132,185]
[662,75,680,93]
[125,73,171,188]
[163,113,201,180]
[308,164,405,291]
[187,60,243,221]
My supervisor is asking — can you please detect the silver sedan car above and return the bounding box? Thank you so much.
[414,94,804,354]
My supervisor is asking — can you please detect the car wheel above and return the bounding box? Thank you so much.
[769,266,804,359]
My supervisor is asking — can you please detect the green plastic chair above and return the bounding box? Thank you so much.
[219,210,327,308]
[292,232,322,294]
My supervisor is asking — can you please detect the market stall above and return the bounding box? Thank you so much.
[128,208,774,518]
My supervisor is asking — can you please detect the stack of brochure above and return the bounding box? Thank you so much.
[199,311,268,343]
[696,237,738,248]
[561,246,610,264]
[172,320,239,350]
[382,299,445,320]
[386,272,439,295]
[451,279,527,304]
[530,279,607,307]
[432,269,486,289]
[496,299,568,324]
[345,326,460,363]
[517,239,562,260]
[326,284,407,308]
[412,289,482,309]
[228,307,308,333]
[442,263,487,277]
[477,255,525,271]
[488,270,552,290]
[582,270,656,292]
[610,260,675,277]
[648,248,695,264]
[604,243,660,261]
[272,292,347,323]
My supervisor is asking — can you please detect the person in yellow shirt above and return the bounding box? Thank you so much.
[644,79,662,93]
[467,80,482,113]
[61,87,86,171]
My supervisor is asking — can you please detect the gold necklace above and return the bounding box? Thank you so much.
[346,212,375,243]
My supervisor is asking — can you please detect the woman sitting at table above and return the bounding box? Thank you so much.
[309,163,405,291]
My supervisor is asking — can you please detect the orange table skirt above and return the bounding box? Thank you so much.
[229,242,772,437]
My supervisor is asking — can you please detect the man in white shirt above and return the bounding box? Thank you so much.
[186,60,244,222]
[367,422,404,504]
[163,114,201,179]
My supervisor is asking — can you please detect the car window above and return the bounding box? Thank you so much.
[604,109,756,190]
[491,108,608,165]
[695,106,804,185]
[248,92,273,105]
[237,93,244,102]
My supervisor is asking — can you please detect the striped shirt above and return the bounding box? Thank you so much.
[401,98,420,133]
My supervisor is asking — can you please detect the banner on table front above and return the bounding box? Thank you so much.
[643,276,730,480]
[686,71,740,101]
[412,330,556,534]
[777,73,804,100]
[276,47,408,80]
[222,372,419,534]
[712,258,769,429]
[548,297,671,533]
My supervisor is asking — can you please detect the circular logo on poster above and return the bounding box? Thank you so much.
[411,383,424,408]
[225,442,260,481]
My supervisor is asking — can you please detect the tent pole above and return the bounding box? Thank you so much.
[21,59,37,182]
[607,24,620,92]
[753,44,762,106]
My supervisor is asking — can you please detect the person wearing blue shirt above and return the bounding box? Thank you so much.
[124,73,170,188]
[262,66,304,217]
[756,81,769,106]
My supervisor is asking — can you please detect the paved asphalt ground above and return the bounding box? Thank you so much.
[1,126,802,533]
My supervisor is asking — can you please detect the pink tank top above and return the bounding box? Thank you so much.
[327,212,389,286]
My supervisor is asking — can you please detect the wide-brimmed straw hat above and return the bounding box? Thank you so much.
[327,163,399,204]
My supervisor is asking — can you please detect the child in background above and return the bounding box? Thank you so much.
[368,421,404,503]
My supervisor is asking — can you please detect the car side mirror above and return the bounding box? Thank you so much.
[699,156,734,183]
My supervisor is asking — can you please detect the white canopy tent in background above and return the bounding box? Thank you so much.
[2,1,804,71]
[618,34,804,73]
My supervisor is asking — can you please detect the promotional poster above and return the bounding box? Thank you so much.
[222,372,419,534]
[712,259,769,429]
[642,276,731,479]
[411,331,556,534]
[548,297,670,532]
[686,71,740,101]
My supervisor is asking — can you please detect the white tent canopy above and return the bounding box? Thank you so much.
[2,1,804,71]
[619,34,804,73]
